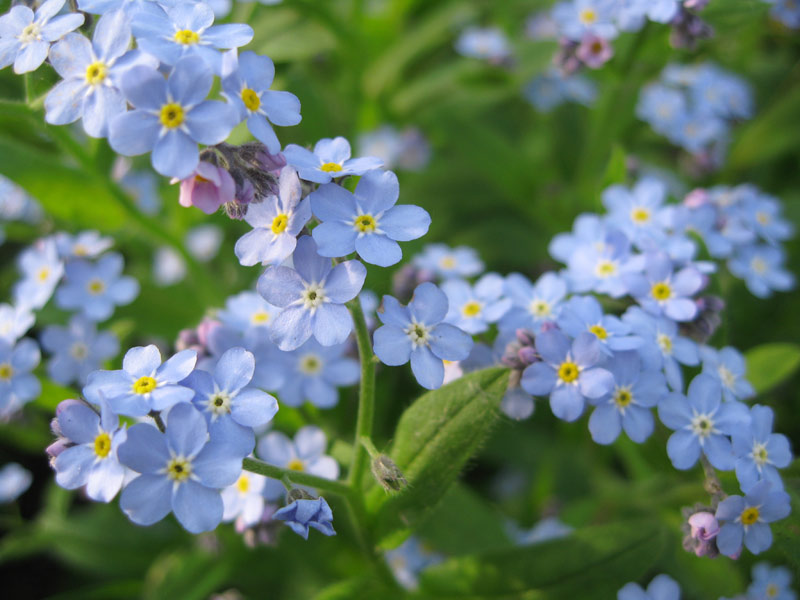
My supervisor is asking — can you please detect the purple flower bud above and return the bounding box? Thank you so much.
[46,438,69,460]
[197,317,222,347]
[688,511,719,541]
[257,150,287,176]
[178,162,236,215]
[515,329,536,347]
[575,34,613,69]
[683,188,709,208]
[517,346,538,366]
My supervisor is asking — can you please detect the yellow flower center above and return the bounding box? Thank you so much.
[613,387,633,408]
[73,244,89,256]
[19,23,41,43]
[529,300,551,318]
[756,211,770,225]
[320,162,343,173]
[236,474,250,494]
[166,457,192,482]
[767,583,779,597]
[271,213,289,234]
[87,278,105,295]
[740,507,759,526]
[354,214,377,233]
[0,363,13,381]
[439,256,456,269]
[85,61,108,86]
[299,354,322,375]
[579,8,597,24]
[241,87,260,112]
[462,301,482,318]
[174,29,199,45]
[94,432,112,458]
[657,333,672,354]
[751,257,768,274]
[251,311,270,324]
[589,324,607,340]
[631,207,651,224]
[595,259,617,278]
[133,376,157,394]
[159,103,185,129]
[651,282,672,301]
[558,361,580,383]
[37,267,50,282]
[287,459,304,471]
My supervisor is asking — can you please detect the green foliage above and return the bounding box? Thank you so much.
[745,343,800,394]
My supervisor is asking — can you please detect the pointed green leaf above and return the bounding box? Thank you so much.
[745,343,800,394]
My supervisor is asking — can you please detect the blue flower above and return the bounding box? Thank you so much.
[618,574,681,600]
[45,11,156,138]
[120,170,161,215]
[275,339,359,409]
[132,1,253,73]
[732,405,792,492]
[558,295,641,356]
[454,27,511,62]
[700,346,755,403]
[0,303,34,345]
[747,562,795,600]
[588,351,665,445]
[690,63,753,121]
[499,272,567,334]
[257,236,367,351]
[274,496,335,540]
[636,83,687,136]
[221,471,268,528]
[217,290,280,345]
[0,462,32,503]
[54,231,113,260]
[728,245,795,298]
[0,338,40,418]
[740,190,794,245]
[373,282,473,390]
[84,344,197,417]
[13,237,64,310]
[109,55,238,179]
[41,315,119,385]
[623,253,703,322]
[521,330,614,422]
[54,400,127,502]
[184,346,278,457]
[441,273,511,335]
[56,253,139,321]
[603,177,670,250]
[524,69,597,111]
[770,0,800,29]
[658,373,750,470]
[310,169,431,267]
[715,480,791,557]
[283,136,383,184]
[413,243,484,279]
[221,50,301,153]
[552,0,618,42]
[118,403,243,533]
[564,229,638,298]
[386,536,444,590]
[234,167,311,266]
[0,0,84,74]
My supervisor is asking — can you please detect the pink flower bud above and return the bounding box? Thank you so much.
[178,162,235,214]
[575,34,614,69]
[688,511,719,541]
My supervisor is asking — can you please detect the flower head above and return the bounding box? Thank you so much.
[55,253,139,321]
[274,496,335,539]
[715,480,791,557]
[283,136,383,184]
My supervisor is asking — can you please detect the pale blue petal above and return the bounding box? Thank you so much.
[120,474,172,526]
[172,479,223,533]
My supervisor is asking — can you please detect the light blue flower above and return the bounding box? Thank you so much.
[732,405,792,492]
[521,330,614,422]
[552,0,618,42]
[283,136,383,184]
[558,295,641,356]
[0,303,34,345]
[0,338,40,418]
[275,339,359,409]
[499,272,567,334]
[564,229,639,298]
[740,190,794,245]
[549,213,606,263]
[184,346,279,457]
[13,237,64,310]
[310,169,430,267]
[636,83,687,136]
[54,400,127,502]
[658,373,750,471]
[616,0,680,30]
[700,346,754,403]
[217,290,280,345]
[257,236,367,351]
[386,536,444,590]
[618,574,681,600]
[274,496,335,539]
[185,224,223,262]
[0,0,84,74]
[221,50,301,153]
[623,253,703,322]
[132,1,253,73]
[442,273,511,335]
[119,170,161,215]
[770,0,800,29]
[524,69,597,111]
[728,245,795,298]
[221,470,268,528]
[41,315,119,385]
[603,177,670,250]
[588,351,665,445]
[691,63,753,121]
[54,230,114,260]
[454,27,511,62]
[83,344,197,417]
[373,282,473,390]
[0,462,32,503]
[56,253,139,321]
[715,480,791,557]
[672,111,726,154]
[109,55,238,179]
[413,243,484,279]
[747,562,796,600]
[118,403,243,533]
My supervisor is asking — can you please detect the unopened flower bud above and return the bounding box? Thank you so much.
[515,329,536,347]
[177,162,235,215]
[688,511,719,541]
[517,346,538,366]
[681,506,720,558]
[371,454,408,492]
[256,149,287,176]
[286,488,314,503]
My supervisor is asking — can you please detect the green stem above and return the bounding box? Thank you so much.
[346,296,377,489]
[242,458,354,497]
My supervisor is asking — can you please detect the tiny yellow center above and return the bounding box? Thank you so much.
[251,311,270,324]
[174,29,199,45]
[94,432,112,458]
[87,278,105,295]
[0,363,13,380]
[579,8,597,24]
[462,301,482,318]
[558,361,580,383]
[236,474,250,494]
[595,259,617,278]
[756,211,770,225]
[439,256,456,269]
[73,244,89,256]
[320,162,343,173]
[241,87,260,111]
[651,282,672,301]
[751,257,768,274]
[287,458,304,471]
[166,457,192,482]
[85,61,108,86]
[631,207,651,224]
[740,507,759,526]
[614,387,633,408]
[159,103,185,129]
[530,300,551,318]
[271,213,289,235]
[37,267,50,282]
[19,23,41,43]
[767,583,779,597]
[657,333,672,354]
[589,324,607,340]
[70,343,88,360]
[133,376,157,395]
[299,354,322,375]
[354,214,377,233]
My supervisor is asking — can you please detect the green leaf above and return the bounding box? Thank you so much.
[367,367,510,548]
[745,343,800,394]
[418,520,668,599]
[601,145,627,189]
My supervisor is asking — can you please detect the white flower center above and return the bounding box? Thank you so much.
[751,442,769,467]
[717,365,736,390]
[207,391,232,416]
[70,342,89,360]
[405,320,431,348]
[18,23,41,44]
[690,412,717,440]
[301,283,326,311]
[657,333,672,355]
[528,299,551,318]
[299,353,323,375]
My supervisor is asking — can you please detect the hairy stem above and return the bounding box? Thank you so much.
[242,457,354,498]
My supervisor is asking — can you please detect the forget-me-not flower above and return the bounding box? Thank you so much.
[0,303,34,344]
[276,339,359,409]
[603,177,670,250]
[454,27,511,62]
[565,229,640,298]
[13,237,64,310]
[623,253,703,322]
[56,253,139,321]
[499,272,568,334]
[617,574,681,600]
[728,245,795,299]
[274,496,335,539]
[413,243,484,279]
[283,136,383,184]
[700,346,755,403]
[732,404,792,492]
[552,0,618,42]
[558,295,641,356]
[747,562,796,600]
[41,315,119,385]
[217,290,280,344]
[0,463,32,503]
[441,273,511,334]
[0,338,40,417]
[54,230,114,260]
[715,480,791,557]
[221,470,268,528]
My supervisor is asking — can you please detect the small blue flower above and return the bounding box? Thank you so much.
[386,536,444,590]
[691,63,753,121]
[524,69,597,111]
[257,236,367,351]
[603,177,670,250]
[373,282,473,390]
[184,346,279,457]
[618,574,681,600]
[564,229,638,298]
[623,253,703,322]
[274,496,335,540]
[549,213,606,263]
[636,83,687,136]
[454,27,511,62]
[0,338,40,418]
[217,290,280,345]
[499,272,567,334]
[283,136,383,184]
[54,230,114,260]
[747,562,795,600]
[276,339,359,409]
[310,169,430,267]
[770,0,800,29]
[552,0,618,42]
[185,224,223,262]
[740,190,794,245]
[84,344,197,417]
[54,400,127,502]
[118,403,243,533]
[658,373,750,471]
[715,480,791,557]
[558,295,641,356]
[0,0,84,74]
[413,243,484,280]
[732,405,792,492]
[56,253,139,321]
[235,167,311,266]
[13,237,64,310]
[441,273,511,335]
[728,245,795,299]
[0,303,34,345]
[221,50,301,153]
[520,330,614,422]
[41,315,119,386]
[221,471,268,528]
[0,462,32,503]
[109,56,238,179]
[700,346,754,403]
